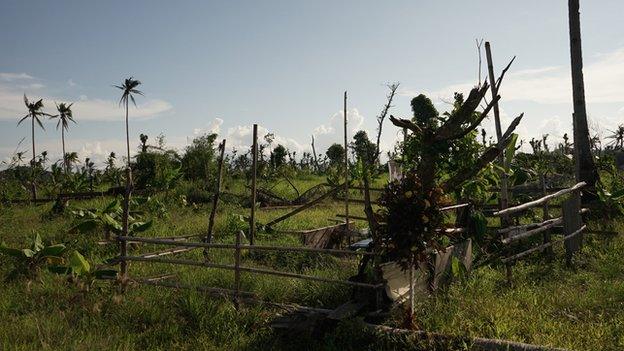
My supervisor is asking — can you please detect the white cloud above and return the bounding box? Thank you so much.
[193,117,223,136]
[0,72,34,81]
[313,108,365,136]
[407,47,624,105]
[0,77,173,122]
[68,79,77,87]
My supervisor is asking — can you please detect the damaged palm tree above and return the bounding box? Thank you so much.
[360,64,523,287]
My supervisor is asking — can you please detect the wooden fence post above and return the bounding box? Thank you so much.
[204,139,226,258]
[485,42,511,228]
[563,190,582,267]
[234,230,242,309]
[250,124,258,246]
[539,174,553,257]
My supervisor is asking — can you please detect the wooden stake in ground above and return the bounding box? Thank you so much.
[250,124,258,245]
[343,91,350,242]
[234,230,242,309]
[204,139,226,257]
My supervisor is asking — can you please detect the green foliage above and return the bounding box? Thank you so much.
[181,133,218,181]
[410,94,439,125]
[0,234,66,279]
[134,149,182,190]
[49,250,118,289]
[70,197,154,237]
[270,144,288,169]
[326,143,345,166]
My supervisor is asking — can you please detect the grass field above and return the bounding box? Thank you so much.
[1,175,623,350]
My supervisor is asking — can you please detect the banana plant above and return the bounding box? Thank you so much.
[0,234,66,279]
[50,251,117,291]
[70,198,153,239]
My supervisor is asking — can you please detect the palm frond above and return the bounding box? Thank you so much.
[35,116,45,130]
[18,114,29,125]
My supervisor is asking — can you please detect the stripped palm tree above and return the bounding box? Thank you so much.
[607,125,624,150]
[19,94,53,199]
[51,102,76,173]
[114,77,143,278]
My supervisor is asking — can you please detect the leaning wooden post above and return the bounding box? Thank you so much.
[204,139,226,258]
[485,42,510,228]
[234,230,242,309]
[250,124,258,246]
[343,91,350,244]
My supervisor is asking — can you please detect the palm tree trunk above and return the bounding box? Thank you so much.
[62,128,67,173]
[31,117,37,200]
[568,0,599,203]
[120,99,131,278]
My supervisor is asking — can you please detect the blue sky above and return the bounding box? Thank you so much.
[1,0,624,167]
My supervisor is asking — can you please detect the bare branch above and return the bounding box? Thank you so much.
[374,83,400,163]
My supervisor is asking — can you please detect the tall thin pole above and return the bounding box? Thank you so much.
[120,98,131,279]
[568,0,599,203]
[250,124,258,246]
[485,42,510,226]
[205,139,226,246]
[343,92,350,241]
[30,116,37,200]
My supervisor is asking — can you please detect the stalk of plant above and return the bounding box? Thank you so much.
[115,77,143,278]
[51,102,76,174]
[19,95,53,200]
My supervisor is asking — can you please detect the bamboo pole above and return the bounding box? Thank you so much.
[494,182,586,217]
[132,277,255,298]
[119,255,383,289]
[485,41,511,228]
[118,235,377,256]
[502,225,586,263]
[265,185,342,228]
[250,124,258,245]
[139,247,196,258]
[501,217,563,244]
[234,230,242,308]
[343,91,350,243]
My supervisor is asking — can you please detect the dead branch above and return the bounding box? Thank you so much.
[374,83,400,163]
[389,115,421,134]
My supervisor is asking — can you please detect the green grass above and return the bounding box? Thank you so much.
[1,175,624,350]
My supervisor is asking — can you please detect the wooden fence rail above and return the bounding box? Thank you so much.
[493,182,586,217]
[497,182,587,284]
[118,235,376,256]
